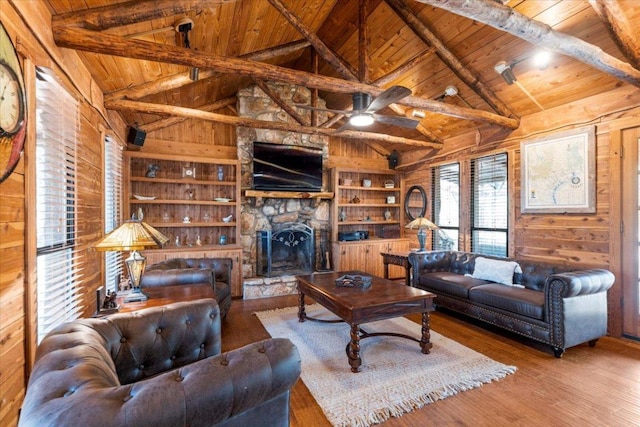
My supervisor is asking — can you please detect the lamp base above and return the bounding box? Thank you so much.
[123,288,148,303]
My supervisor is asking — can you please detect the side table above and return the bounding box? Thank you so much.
[381,251,412,286]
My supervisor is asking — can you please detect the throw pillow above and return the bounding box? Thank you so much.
[471,257,521,287]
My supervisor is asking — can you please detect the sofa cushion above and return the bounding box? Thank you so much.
[471,257,521,286]
[419,272,491,298]
[468,284,545,320]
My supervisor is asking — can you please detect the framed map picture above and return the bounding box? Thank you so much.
[521,126,596,214]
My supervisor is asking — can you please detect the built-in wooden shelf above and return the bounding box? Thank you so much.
[244,190,334,199]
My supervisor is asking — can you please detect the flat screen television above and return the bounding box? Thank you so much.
[252,141,323,192]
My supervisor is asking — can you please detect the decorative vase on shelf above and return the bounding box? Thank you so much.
[384,208,392,221]
[217,166,224,181]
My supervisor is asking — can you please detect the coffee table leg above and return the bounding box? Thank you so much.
[420,312,433,354]
[348,324,361,373]
[298,291,306,322]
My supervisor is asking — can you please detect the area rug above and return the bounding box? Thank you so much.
[255,304,516,427]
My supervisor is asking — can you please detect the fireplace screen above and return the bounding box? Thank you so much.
[257,223,315,277]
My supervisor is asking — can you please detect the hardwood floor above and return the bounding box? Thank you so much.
[221,295,640,427]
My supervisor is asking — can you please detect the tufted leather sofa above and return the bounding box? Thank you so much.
[141,258,233,319]
[409,251,614,357]
[19,298,301,427]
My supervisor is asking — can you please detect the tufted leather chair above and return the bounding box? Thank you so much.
[141,258,233,319]
[18,299,301,427]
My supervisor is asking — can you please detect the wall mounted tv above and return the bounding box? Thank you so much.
[252,141,323,192]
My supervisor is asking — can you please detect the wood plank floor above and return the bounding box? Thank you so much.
[221,295,640,427]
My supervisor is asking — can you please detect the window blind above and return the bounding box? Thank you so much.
[104,135,123,292]
[471,153,508,257]
[432,163,460,251]
[35,69,83,343]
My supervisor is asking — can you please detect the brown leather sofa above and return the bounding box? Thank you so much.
[19,299,301,427]
[141,257,233,319]
[409,251,614,357]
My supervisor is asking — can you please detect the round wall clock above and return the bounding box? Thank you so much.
[0,23,27,184]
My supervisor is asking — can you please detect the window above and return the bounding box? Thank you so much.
[35,69,82,343]
[104,135,124,293]
[471,153,508,257]
[432,163,459,251]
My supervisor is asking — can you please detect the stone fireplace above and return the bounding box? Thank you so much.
[237,83,330,298]
[257,223,315,277]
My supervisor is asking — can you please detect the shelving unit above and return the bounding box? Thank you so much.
[125,152,243,296]
[127,152,240,248]
[330,167,409,276]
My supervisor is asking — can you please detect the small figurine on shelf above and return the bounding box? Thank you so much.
[175,235,181,247]
[384,208,392,221]
[185,188,195,200]
[182,215,191,223]
[145,164,159,178]
[339,209,347,222]
[196,235,202,246]
[351,195,360,204]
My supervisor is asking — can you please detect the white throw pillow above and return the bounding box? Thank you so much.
[471,257,521,287]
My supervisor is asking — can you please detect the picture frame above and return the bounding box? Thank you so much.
[182,166,196,179]
[386,195,396,204]
[520,126,596,214]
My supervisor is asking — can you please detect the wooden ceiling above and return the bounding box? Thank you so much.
[44,0,640,153]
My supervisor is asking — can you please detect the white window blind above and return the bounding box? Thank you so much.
[471,153,508,257]
[432,163,460,251]
[35,69,83,343]
[104,135,123,292]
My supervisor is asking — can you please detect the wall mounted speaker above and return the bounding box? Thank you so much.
[388,150,399,169]
[127,127,146,146]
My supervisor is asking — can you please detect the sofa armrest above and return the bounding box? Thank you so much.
[545,269,614,299]
[210,258,232,289]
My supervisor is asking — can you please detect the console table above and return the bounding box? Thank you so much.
[118,284,215,313]
[381,251,411,286]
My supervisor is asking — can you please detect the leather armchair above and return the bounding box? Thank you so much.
[19,299,301,427]
[141,258,233,319]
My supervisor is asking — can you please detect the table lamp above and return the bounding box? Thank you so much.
[95,219,169,302]
[405,217,438,252]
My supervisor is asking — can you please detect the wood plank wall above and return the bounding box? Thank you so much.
[404,85,640,336]
[0,2,126,425]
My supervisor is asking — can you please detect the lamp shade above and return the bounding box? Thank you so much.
[95,220,169,251]
[405,217,438,230]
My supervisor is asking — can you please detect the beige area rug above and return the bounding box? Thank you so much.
[255,304,516,427]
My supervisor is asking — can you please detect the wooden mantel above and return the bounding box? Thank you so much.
[244,190,334,199]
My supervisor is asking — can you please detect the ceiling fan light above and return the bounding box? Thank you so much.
[350,113,374,127]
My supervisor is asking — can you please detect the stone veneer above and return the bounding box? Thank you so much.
[237,83,330,298]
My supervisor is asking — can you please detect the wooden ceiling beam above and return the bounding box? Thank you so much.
[53,26,519,129]
[252,79,310,126]
[385,0,516,119]
[266,0,443,143]
[267,0,358,81]
[414,0,640,88]
[359,0,369,83]
[105,98,443,148]
[52,0,236,31]
[105,39,310,101]
[372,47,437,88]
[140,96,236,132]
[589,0,640,70]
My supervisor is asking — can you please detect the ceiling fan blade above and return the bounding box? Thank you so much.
[334,121,352,133]
[365,85,412,113]
[294,104,352,115]
[372,114,420,129]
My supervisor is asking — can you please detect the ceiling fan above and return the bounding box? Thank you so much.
[297,85,420,131]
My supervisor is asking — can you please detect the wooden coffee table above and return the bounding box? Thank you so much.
[296,271,436,373]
